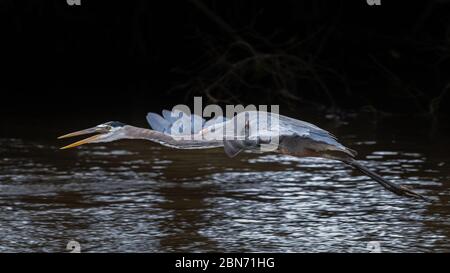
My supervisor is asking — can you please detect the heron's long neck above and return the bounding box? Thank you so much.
[122,125,223,149]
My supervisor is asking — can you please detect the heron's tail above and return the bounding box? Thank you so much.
[342,159,427,200]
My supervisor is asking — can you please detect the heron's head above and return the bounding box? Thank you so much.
[58,121,126,149]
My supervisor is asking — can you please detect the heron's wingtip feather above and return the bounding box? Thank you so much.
[146,112,170,132]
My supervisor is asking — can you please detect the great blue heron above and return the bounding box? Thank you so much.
[58,110,426,200]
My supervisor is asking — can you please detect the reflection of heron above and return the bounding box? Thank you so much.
[58,110,425,200]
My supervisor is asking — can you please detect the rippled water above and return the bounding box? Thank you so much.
[0,118,449,252]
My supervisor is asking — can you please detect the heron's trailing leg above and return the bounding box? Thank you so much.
[275,135,427,200]
[340,158,427,200]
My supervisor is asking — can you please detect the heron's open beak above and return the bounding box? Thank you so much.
[58,127,107,150]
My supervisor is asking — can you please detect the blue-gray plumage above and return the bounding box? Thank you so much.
[58,109,426,200]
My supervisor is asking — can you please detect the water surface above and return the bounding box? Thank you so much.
[0,116,449,252]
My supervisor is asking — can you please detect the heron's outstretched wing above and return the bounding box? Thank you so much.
[148,110,355,157]
[146,109,228,135]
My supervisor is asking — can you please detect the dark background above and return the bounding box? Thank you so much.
[1,0,450,134]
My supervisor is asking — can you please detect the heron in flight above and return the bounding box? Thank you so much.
[58,109,426,200]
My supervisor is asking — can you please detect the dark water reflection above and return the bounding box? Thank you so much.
[0,119,449,252]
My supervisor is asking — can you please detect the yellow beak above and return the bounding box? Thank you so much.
[58,127,106,150]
